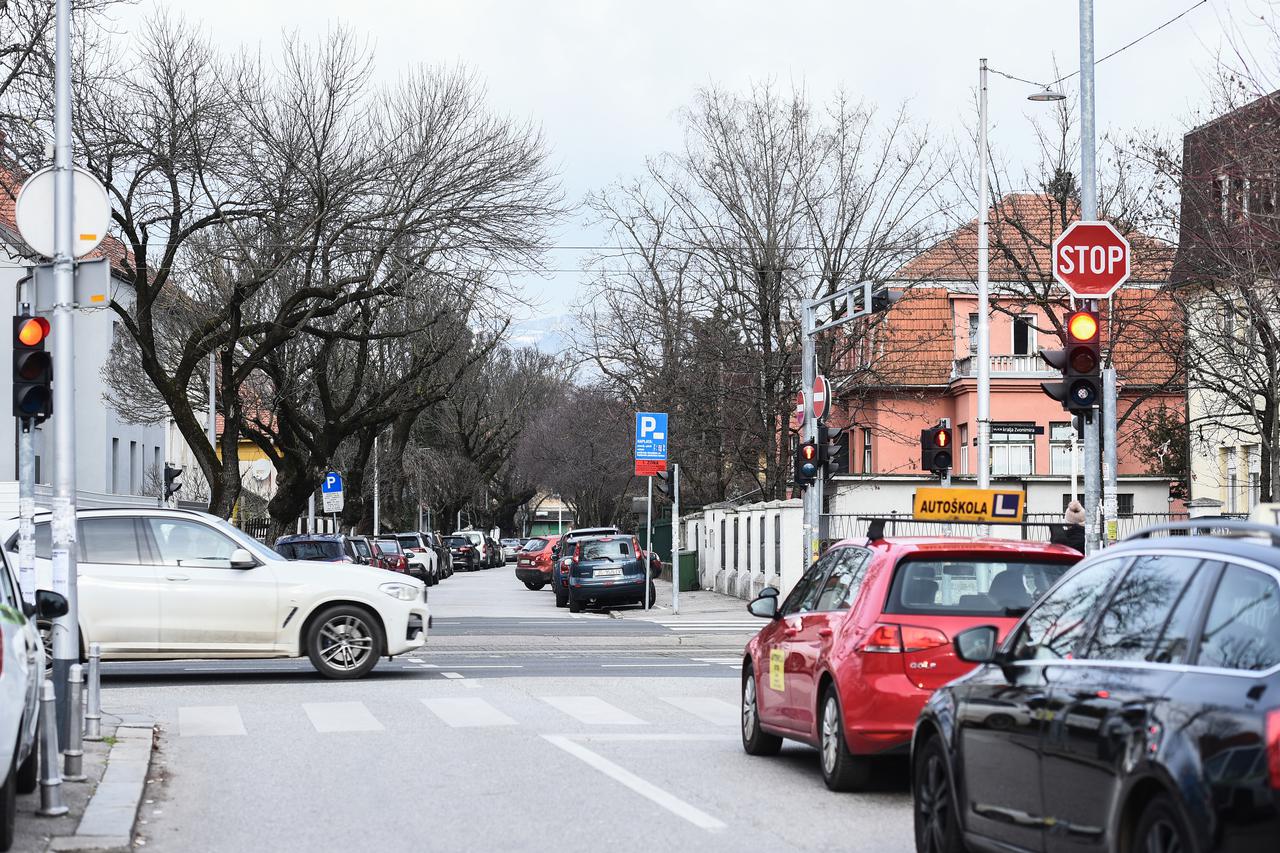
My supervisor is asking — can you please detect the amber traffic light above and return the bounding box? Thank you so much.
[1041,310,1101,413]
[13,315,52,420]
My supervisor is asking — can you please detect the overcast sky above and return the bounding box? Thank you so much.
[117,1,1275,321]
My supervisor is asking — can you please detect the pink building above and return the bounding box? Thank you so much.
[824,194,1184,525]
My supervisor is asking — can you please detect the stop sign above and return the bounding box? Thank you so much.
[1052,220,1130,299]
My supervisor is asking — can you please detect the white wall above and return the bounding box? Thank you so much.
[692,499,803,600]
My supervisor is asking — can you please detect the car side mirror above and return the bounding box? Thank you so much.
[954,625,1000,664]
[35,589,69,620]
[230,548,257,569]
[757,586,779,599]
[748,593,779,619]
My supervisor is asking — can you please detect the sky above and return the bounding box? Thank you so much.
[114,0,1277,330]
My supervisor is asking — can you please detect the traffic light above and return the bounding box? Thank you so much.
[1040,310,1101,413]
[794,439,819,488]
[655,469,672,499]
[820,426,848,478]
[12,314,52,421]
[871,288,904,314]
[920,427,952,474]
[164,465,183,500]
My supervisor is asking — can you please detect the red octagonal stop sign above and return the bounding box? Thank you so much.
[1052,220,1130,299]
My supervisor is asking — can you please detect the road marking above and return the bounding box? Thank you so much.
[178,706,246,737]
[542,735,725,831]
[541,696,646,725]
[432,665,522,670]
[566,734,738,742]
[441,672,465,679]
[303,701,384,733]
[600,663,709,669]
[422,697,516,727]
[691,658,742,666]
[660,697,738,726]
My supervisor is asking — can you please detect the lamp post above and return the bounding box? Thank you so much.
[975,60,1064,490]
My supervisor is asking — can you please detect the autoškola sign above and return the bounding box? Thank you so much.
[912,487,1026,524]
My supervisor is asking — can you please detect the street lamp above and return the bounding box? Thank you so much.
[975,60,1065,491]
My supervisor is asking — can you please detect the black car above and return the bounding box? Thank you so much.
[445,535,481,572]
[424,532,452,579]
[274,533,372,565]
[912,519,1280,853]
[561,533,656,613]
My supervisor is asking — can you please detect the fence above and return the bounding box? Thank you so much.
[823,511,1191,544]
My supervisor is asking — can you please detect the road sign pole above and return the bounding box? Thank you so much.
[976,58,992,493]
[1079,0,1101,554]
[801,299,818,566]
[17,417,36,609]
[671,463,680,616]
[373,434,380,534]
[645,476,653,611]
[50,0,80,743]
[1103,367,1118,544]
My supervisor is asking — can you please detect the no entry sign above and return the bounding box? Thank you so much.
[811,375,828,420]
[1052,220,1130,299]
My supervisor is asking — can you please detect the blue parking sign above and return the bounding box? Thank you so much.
[322,471,344,494]
[635,413,668,461]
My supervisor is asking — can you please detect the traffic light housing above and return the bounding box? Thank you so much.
[794,439,819,488]
[13,314,52,421]
[820,427,848,478]
[1040,310,1101,413]
[655,469,672,499]
[164,465,183,500]
[920,427,952,474]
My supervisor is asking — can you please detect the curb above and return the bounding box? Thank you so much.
[47,724,155,852]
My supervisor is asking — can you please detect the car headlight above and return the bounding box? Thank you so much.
[379,582,419,601]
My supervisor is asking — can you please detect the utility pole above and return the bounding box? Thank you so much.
[50,0,80,742]
[976,58,992,491]
[372,433,380,534]
[645,476,653,610]
[1079,0,1102,554]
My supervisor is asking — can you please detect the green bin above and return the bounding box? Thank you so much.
[677,549,698,592]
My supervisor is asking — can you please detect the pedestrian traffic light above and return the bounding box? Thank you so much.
[794,439,819,488]
[920,427,952,474]
[655,469,672,499]
[164,465,183,500]
[1040,310,1101,413]
[820,427,849,478]
[12,314,52,421]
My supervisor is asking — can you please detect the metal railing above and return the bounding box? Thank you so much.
[951,353,1055,379]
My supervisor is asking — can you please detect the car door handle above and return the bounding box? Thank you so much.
[165,574,190,582]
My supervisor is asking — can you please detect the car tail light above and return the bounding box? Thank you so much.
[902,626,949,653]
[863,624,903,654]
[1267,709,1280,789]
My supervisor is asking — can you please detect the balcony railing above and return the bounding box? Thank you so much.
[951,353,1055,380]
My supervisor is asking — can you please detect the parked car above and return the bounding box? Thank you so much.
[370,538,411,575]
[912,518,1280,853]
[514,535,559,590]
[274,533,372,565]
[423,533,452,580]
[451,530,491,569]
[485,536,504,568]
[395,532,439,585]
[740,534,1081,791]
[0,562,67,851]
[560,534,656,613]
[1,509,428,680]
[500,538,522,562]
[551,527,622,608]
[445,535,481,572]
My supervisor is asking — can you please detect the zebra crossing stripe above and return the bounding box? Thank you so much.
[541,696,646,725]
[422,697,516,727]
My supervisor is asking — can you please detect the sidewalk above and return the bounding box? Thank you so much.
[13,715,156,853]
[622,576,751,620]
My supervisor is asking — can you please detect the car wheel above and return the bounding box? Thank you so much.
[1,750,15,853]
[568,596,584,614]
[554,586,568,608]
[523,580,545,591]
[913,736,965,853]
[15,738,36,796]
[1133,794,1195,853]
[819,686,870,791]
[741,665,782,756]
[305,606,382,680]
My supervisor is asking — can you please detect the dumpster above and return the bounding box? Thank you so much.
[677,549,698,592]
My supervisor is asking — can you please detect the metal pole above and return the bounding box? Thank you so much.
[17,413,35,608]
[1071,418,1079,504]
[372,433,380,534]
[62,663,84,781]
[976,58,992,491]
[84,643,101,741]
[801,299,819,565]
[207,352,217,445]
[36,680,68,816]
[1103,367,1118,544]
[50,0,79,744]
[672,463,680,616]
[645,475,653,610]
[1079,0,1102,553]
[307,493,315,535]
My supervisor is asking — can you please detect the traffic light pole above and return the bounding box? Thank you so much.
[1079,0,1102,555]
[17,417,35,610]
[50,0,81,742]
[645,475,653,610]
[801,299,819,566]
[1103,367,1118,544]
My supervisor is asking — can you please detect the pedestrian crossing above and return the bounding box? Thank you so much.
[651,620,763,634]
[174,693,739,737]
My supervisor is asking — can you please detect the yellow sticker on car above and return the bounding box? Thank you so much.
[769,649,785,692]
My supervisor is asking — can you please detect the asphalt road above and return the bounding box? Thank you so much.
[97,566,915,852]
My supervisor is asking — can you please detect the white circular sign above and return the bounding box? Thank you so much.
[14,166,111,259]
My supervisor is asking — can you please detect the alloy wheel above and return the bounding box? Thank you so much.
[742,675,758,738]
[821,697,840,774]
[916,752,951,853]
[317,614,374,672]
[1143,819,1183,853]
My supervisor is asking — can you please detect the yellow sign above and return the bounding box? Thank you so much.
[769,649,785,692]
[912,487,1026,523]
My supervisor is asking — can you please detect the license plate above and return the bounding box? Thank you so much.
[594,568,623,578]
[518,560,530,566]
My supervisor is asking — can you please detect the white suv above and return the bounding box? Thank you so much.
[0,509,429,680]
[1,556,67,850]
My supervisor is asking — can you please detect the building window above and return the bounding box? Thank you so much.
[957,424,969,475]
[1117,494,1134,518]
[1049,421,1074,476]
[759,516,766,572]
[862,428,873,474]
[719,520,726,570]
[745,518,751,571]
[967,313,978,355]
[1012,315,1036,356]
[732,518,739,571]
[991,431,1033,477]
[111,438,120,494]
[1225,446,1238,513]
[129,442,139,495]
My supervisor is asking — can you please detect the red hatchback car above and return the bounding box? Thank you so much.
[741,535,1082,791]
[514,535,560,590]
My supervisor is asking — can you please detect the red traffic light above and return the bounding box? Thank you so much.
[16,316,49,347]
[934,430,949,448]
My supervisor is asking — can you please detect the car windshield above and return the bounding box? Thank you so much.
[351,538,371,558]
[446,536,469,548]
[501,539,520,546]
[885,557,1073,617]
[579,539,632,561]
[377,539,402,554]
[276,540,343,561]
[396,535,420,549]
[522,538,548,552]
